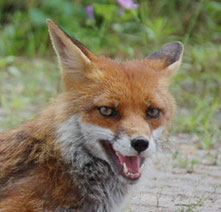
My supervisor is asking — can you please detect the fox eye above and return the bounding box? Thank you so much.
[147,108,161,119]
[98,106,118,118]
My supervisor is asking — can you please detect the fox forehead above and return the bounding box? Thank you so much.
[82,57,169,108]
[91,56,165,84]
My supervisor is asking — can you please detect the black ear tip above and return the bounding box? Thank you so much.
[163,41,184,53]
[148,41,184,65]
[175,41,184,47]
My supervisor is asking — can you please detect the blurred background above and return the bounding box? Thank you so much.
[0,0,220,150]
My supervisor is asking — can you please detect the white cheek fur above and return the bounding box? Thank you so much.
[78,118,115,160]
[56,114,82,162]
[56,114,115,162]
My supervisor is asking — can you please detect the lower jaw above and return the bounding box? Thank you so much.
[121,162,145,181]
[101,141,144,182]
[122,172,141,181]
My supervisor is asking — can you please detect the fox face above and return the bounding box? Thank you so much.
[47,20,183,183]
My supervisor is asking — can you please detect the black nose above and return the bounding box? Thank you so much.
[131,137,149,153]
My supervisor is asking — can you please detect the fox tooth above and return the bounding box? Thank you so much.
[123,163,128,173]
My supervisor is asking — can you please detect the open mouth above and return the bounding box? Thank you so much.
[101,141,145,180]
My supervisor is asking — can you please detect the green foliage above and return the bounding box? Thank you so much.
[0,0,220,56]
[171,43,221,149]
[0,0,220,149]
[0,56,59,131]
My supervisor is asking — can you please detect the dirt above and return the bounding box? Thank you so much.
[127,134,221,212]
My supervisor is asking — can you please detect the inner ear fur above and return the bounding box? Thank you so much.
[147,41,184,77]
[47,19,96,88]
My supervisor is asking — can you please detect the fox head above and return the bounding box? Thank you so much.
[47,19,183,182]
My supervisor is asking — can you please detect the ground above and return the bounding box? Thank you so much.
[126,134,221,212]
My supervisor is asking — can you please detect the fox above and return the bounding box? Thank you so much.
[0,19,183,212]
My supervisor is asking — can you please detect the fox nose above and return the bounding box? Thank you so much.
[131,137,149,153]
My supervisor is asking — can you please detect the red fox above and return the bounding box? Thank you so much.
[0,19,183,212]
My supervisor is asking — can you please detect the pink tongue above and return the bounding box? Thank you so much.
[117,153,140,173]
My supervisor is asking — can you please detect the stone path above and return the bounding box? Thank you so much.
[127,134,221,212]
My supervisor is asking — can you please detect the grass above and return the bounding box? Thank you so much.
[0,57,60,131]
[0,0,220,150]
[171,42,221,149]
[156,186,164,207]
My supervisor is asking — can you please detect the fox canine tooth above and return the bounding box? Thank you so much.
[123,162,128,173]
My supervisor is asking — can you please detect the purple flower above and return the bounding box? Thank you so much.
[86,5,94,19]
[119,8,125,15]
[117,0,139,9]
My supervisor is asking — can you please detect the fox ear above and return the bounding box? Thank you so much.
[148,41,184,77]
[47,19,95,88]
